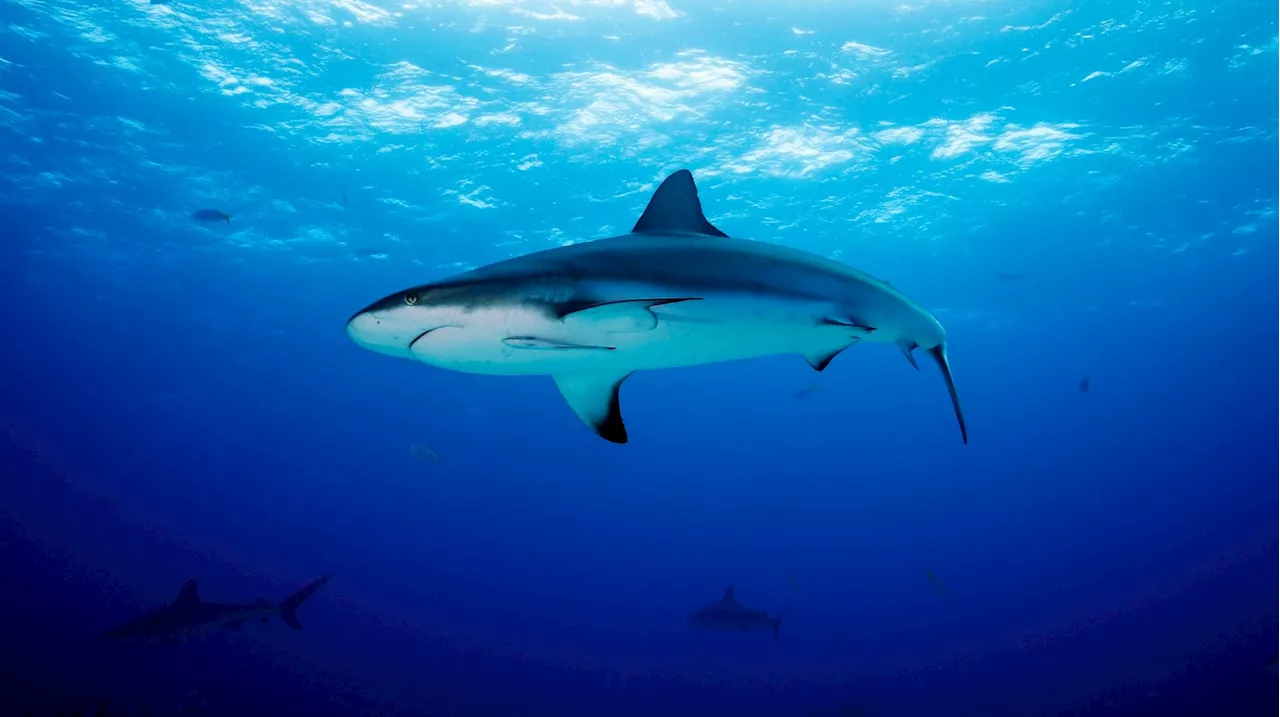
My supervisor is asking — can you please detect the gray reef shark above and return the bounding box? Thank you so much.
[346,169,966,444]
[690,585,785,643]
[101,575,330,643]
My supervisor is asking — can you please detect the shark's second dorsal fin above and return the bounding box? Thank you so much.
[722,585,735,603]
[632,169,728,238]
[174,579,200,606]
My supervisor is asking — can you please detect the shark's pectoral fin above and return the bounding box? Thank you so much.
[503,337,615,351]
[802,339,861,372]
[632,169,728,237]
[558,297,700,333]
[926,345,967,444]
[553,372,633,444]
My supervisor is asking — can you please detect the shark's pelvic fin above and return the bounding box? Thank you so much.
[631,169,728,237]
[926,345,967,444]
[722,585,735,603]
[173,579,200,606]
[503,337,615,350]
[554,372,633,444]
[803,318,874,371]
[558,297,701,333]
[802,339,861,372]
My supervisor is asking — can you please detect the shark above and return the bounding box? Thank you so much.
[689,585,785,643]
[101,575,330,643]
[345,169,966,445]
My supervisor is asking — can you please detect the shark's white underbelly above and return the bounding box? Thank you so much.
[410,295,867,376]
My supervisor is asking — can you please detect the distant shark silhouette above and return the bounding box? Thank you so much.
[102,575,330,643]
[689,585,785,643]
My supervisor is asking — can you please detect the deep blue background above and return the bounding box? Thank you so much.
[0,0,1276,714]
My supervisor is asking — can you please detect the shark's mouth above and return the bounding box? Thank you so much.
[407,326,452,351]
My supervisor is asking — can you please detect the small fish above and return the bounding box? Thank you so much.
[792,383,820,400]
[1078,376,1090,393]
[191,208,231,225]
[925,565,947,595]
[340,189,349,208]
[410,444,439,461]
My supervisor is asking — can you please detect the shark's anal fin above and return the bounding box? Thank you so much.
[899,341,920,370]
[553,372,633,444]
[558,297,700,333]
[722,585,735,603]
[173,579,200,607]
[632,170,728,237]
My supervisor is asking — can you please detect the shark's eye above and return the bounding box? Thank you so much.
[403,293,419,306]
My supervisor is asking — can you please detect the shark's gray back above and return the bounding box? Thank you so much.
[447,232,920,309]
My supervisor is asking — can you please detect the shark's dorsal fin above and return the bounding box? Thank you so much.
[173,579,200,606]
[722,585,735,603]
[632,170,728,238]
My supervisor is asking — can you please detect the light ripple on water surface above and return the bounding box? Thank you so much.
[0,0,1275,333]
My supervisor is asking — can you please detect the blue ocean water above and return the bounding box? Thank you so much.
[0,0,1276,714]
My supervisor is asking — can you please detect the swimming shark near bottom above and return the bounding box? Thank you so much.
[346,169,966,444]
[690,585,785,643]
[101,575,330,643]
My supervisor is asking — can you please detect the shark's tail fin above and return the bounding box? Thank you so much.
[771,610,786,644]
[771,573,798,644]
[926,344,967,444]
[278,575,330,630]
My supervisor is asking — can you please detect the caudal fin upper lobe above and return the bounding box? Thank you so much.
[278,575,330,630]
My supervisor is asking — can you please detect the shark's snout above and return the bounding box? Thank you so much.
[346,310,416,359]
